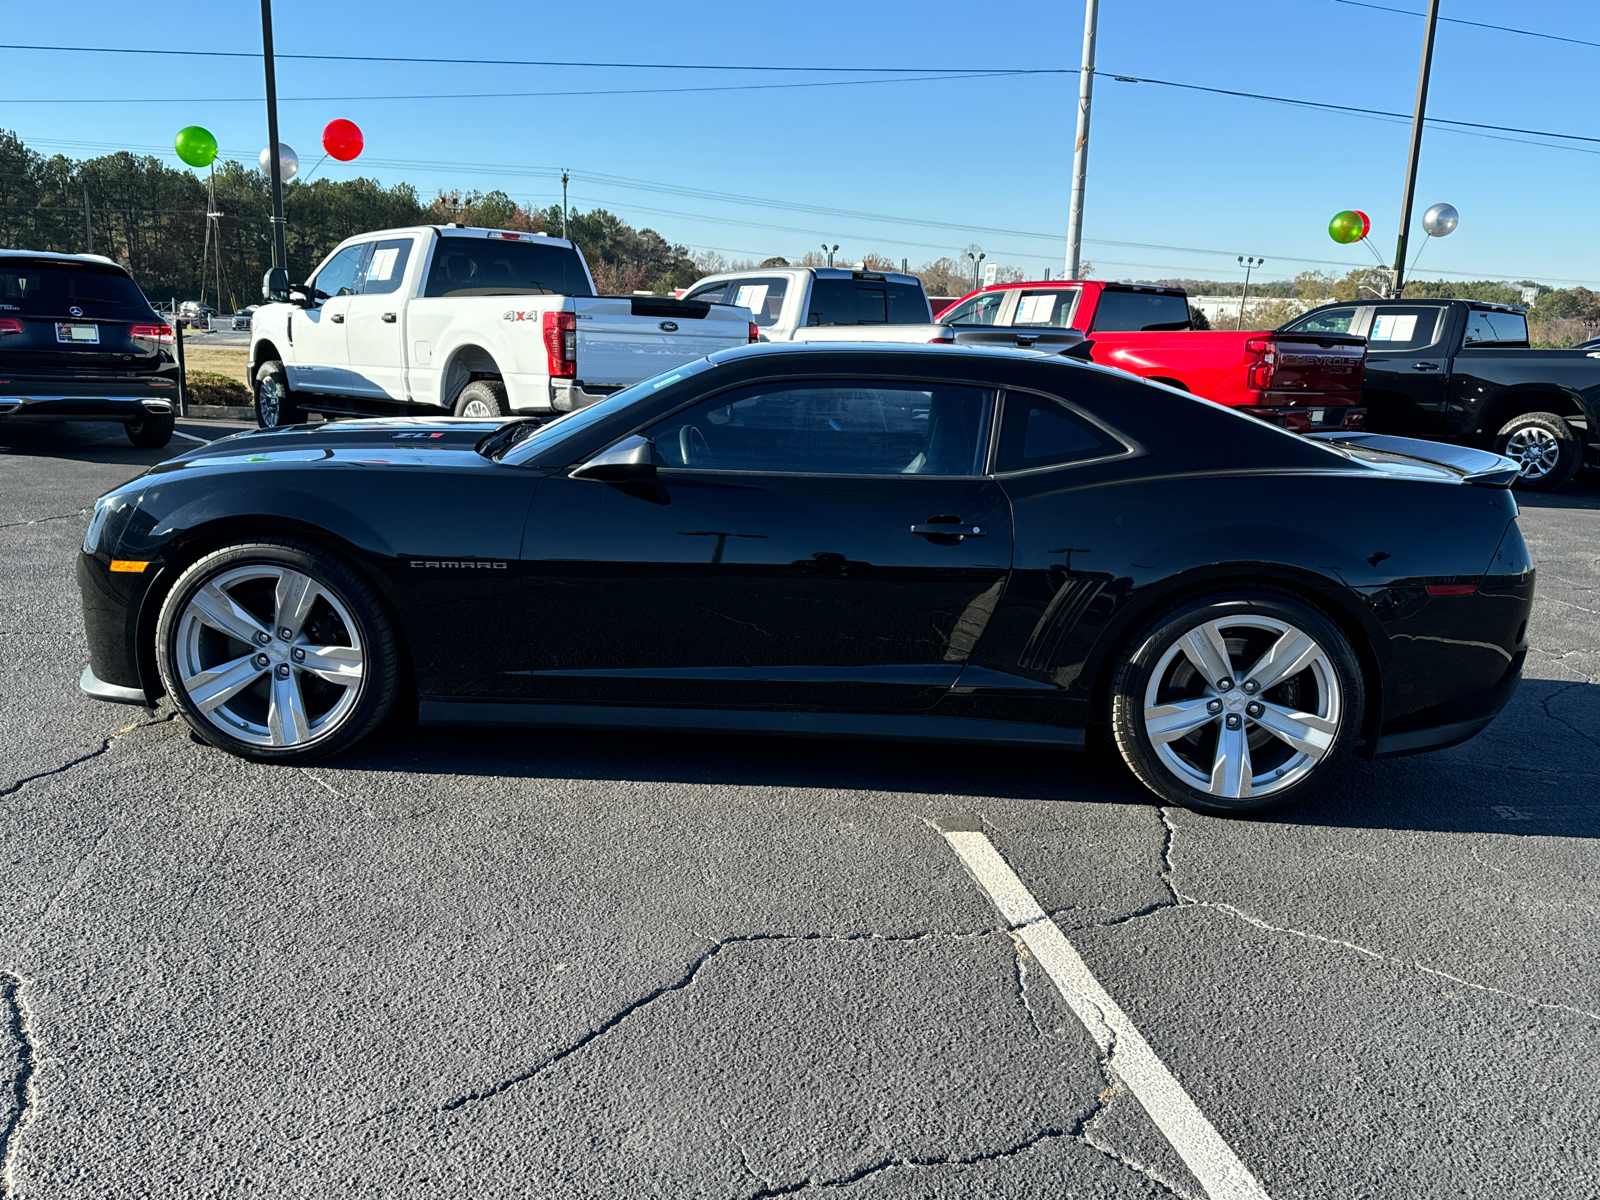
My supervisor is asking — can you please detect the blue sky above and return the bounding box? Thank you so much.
[2,0,1596,288]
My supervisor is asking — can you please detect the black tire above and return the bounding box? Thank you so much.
[254,359,304,428]
[124,411,175,448]
[1492,411,1581,492]
[1109,590,1363,816]
[155,538,398,764]
[453,378,510,418]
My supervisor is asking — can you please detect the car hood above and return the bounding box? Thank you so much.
[152,416,524,472]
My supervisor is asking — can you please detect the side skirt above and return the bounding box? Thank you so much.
[418,700,1085,750]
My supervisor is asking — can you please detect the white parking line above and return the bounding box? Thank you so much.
[932,816,1271,1200]
[171,430,213,444]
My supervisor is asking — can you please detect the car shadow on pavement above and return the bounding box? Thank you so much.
[1514,475,1600,510]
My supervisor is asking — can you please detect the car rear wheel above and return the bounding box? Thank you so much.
[1110,592,1363,815]
[453,378,510,418]
[1492,411,1580,492]
[255,359,303,428]
[124,411,175,448]
[156,540,398,763]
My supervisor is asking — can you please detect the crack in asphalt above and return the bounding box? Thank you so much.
[434,928,1004,1116]
[0,974,39,1200]
[0,510,86,533]
[1540,681,1600,751]
[0,711,175,800]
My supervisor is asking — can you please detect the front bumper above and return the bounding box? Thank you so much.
[79,663,150,706]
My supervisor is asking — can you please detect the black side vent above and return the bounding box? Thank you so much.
[1018,576,1107,673]
[630,297,710,320]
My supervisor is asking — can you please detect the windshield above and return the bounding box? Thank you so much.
[497,357,720,464]
[0,261,151,318]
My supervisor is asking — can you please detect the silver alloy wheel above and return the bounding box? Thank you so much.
[1503,424,1560,481]
[458,396,495,418]
[173,564,364,748]
[1142,615,1341,800]
[257,373,281,426]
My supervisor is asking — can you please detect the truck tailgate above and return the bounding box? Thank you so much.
[1266,332,1366,403]
[574,297,750,385]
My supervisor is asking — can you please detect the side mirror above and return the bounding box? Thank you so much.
[571,435,657,481]
[263,267,289,304]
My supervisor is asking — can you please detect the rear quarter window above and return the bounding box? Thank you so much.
[424,239,593,298]
[1091,290,1192,332]
[806,279,929,325]
[1463,309,1529,346]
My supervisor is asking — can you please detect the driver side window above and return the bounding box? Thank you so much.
[311,244,368,301]
[647,380,994,476]
[939,293,1004,326]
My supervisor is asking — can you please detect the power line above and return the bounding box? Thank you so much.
[1330,1,1600,51]
[0,42,1047,73]
[0,71,1035,105]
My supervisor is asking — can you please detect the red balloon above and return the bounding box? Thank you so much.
[322,119,364,162]
[1354,209,1371,239]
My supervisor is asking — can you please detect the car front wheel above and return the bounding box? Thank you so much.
[1492,411,1581,492]
[254,359,304,428]
[156,539,398,763]
[1110,592,1363,815]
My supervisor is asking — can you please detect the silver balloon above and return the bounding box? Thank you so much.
[259,143,299,181]
[1421,202,1458,237]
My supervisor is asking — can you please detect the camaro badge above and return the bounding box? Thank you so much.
[409,560,508,569]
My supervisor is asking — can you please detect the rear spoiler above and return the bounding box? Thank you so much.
[1306,431,1520,488]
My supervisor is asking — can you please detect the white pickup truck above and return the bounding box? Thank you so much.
[249,225,756,426]
[683,266,1083,354]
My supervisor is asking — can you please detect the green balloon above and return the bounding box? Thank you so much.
[1328,210,1365,245]
[175,125,218,168]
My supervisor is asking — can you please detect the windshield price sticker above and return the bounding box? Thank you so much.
[733,284,769,313]
[367,247,400,282]
[1370,314,1418,342]
[1016,295,1055,324]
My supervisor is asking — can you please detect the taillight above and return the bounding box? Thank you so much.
[927,335,955,344]
[748,321,760,344]
[1426,579,1480,597]
[542,311,577,378]
[129,323,174,344]
[1245,337,1274,393]
[0,317,22,335]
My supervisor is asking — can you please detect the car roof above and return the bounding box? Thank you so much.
[704,341,1131,381]
[1302,297,1528,316]
[0,249,131,273]
[327,225,579,250]
[692,267,923,286]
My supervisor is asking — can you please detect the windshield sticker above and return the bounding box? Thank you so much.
[1370,314,1418,342]
[367,247,400,282]
[1016,295,1055,324]
[733,284,768,312]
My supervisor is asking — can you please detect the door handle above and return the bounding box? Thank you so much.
[1411,362,1438,371]
[911,523,985,539]
[381,312,397,323]
[330,312,344,324]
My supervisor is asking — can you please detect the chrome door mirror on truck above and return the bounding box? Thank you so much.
[571,435,657,481]
[262,267,289,304]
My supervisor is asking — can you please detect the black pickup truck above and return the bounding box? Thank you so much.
[1282,298,1597,491]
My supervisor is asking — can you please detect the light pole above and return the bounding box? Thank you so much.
[260,0,287,277]
[965,250,986,291]
[561,170,569,239]
[821,243,838,267]
[1392,0,1441,298]
[1065,0,1100,280]
[1236,256,1264,329]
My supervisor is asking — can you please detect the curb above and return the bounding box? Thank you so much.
[182,405,255,421]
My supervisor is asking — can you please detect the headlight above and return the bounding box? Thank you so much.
[83,495,114,555]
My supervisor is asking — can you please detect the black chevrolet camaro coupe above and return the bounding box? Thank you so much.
[77,344,1534,814]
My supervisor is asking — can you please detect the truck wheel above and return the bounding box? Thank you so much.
[1492,412,1581,492]
[454,379,510,418]
[255,360,304,428]
[1109,590,1362,816]
[124,411,175,448]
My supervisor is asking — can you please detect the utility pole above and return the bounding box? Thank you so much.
[260,0,288,274]
[82,180,93,253]
[1065,0,1100,280]
[1392,0,1441,298]
[1236,256,1263,329]
[561,170,569,239]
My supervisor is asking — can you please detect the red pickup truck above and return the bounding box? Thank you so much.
[935,280,1367,433]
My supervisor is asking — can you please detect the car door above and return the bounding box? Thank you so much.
[1358,303,1455,435]
[288,242,366,394]
[343,235,416,399]
[518,376,1014,711]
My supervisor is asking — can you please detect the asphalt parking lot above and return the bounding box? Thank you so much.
[2,419,1597,1199]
